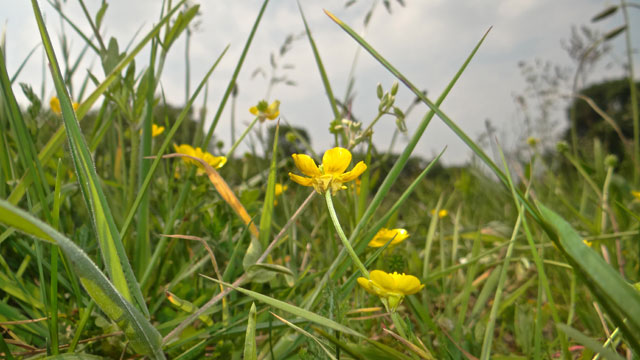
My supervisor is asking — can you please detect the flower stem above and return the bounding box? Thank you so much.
[390,311,408,339]
[324,191,369,278]
[226,116,259,159]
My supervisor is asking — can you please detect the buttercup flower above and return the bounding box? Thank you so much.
[249,100,280,122]
[368,228,410,248]
[274,183,288,206]
[289,147,367,195]
[431,209,448,219]
[357,270,424,311]
[173,144,227,175]
[152,124,165,137]
[50,96,79,115]
[632,190,640,201]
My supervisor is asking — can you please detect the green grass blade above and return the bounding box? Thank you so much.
[0,199,164,359]
[538,202,640,352]
[243,303,257,360]
[203,0,270,147]
[31,0,146,315]
[556,324,625,360]
[202,275,364,339]
[299,2,340,120]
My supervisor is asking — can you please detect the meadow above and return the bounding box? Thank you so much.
[1,1,640,359]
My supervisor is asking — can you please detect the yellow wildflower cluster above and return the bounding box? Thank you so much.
[249,100,280,122]
[289,147,367,195]
[173,144,226,175]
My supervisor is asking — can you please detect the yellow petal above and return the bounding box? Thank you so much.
[368,228,393,247]
[249,106,259,116]
[289,172,313,187]
[391,273,424,295]
[370,270,394,293]
[337,161,367,183]
[266,100,280,119]
[50,97,61,114]
[292,154,321,177]
[72,102,79,111]
[322,147,352,175]
[357,277,376,294]
[152,124,165,137]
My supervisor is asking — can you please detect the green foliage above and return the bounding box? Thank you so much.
[1,1,640,359]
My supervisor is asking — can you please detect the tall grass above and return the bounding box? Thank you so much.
[0,1,639,359]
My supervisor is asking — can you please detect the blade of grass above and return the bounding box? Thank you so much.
[243,303,258,360]
[32,0,147,315]
[298,2,339,120]
[202,276,364,339]
[203,0,270,148]
[0,199,164,359]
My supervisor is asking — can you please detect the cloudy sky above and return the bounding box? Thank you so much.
[3,0,639,164]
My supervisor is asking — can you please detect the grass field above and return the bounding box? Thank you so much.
[1,1,640,359]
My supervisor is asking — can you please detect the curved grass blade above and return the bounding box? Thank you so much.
[31,0,148,315]
[0,199,164,359]
[538,202,640,353]
[202,275,364,339]
[556,324,625,360]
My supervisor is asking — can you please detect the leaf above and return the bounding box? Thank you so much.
[556,324,625,360]
[243,303,257,360]
[31,0,148,316]
[0,199,164,359]
[538,203,640,352]
[201,276,364,338]
[163,5,200,50]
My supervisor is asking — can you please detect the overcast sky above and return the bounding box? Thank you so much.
[3,0,639,164]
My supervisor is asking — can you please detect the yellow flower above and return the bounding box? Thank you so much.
[289,147,367,195]
[152,124,165,137]
[173,144,227,175]
[430,209,448,218]
[632,190,640,201]
[274,183,288,206]
[368,228,410,247]
[357,270,424,311]
[50,96,79,115]
[249,100,280,122]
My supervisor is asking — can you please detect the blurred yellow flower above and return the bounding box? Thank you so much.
[368,228,410,247]
[357,270,424,311]
[632,190,640,201]
[173,144,226,175]
[430,209,448,218]
[274,183,288,206]
[50,96,79,115]
[152,124,165,137]
[289,147,366,195]
[249,100,280,122]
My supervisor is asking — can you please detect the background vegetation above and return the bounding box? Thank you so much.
[0,1,639,359]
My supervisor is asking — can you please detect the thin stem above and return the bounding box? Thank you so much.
[390,311,408,339]
[324,190,369,278]
[226,117,260,159]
